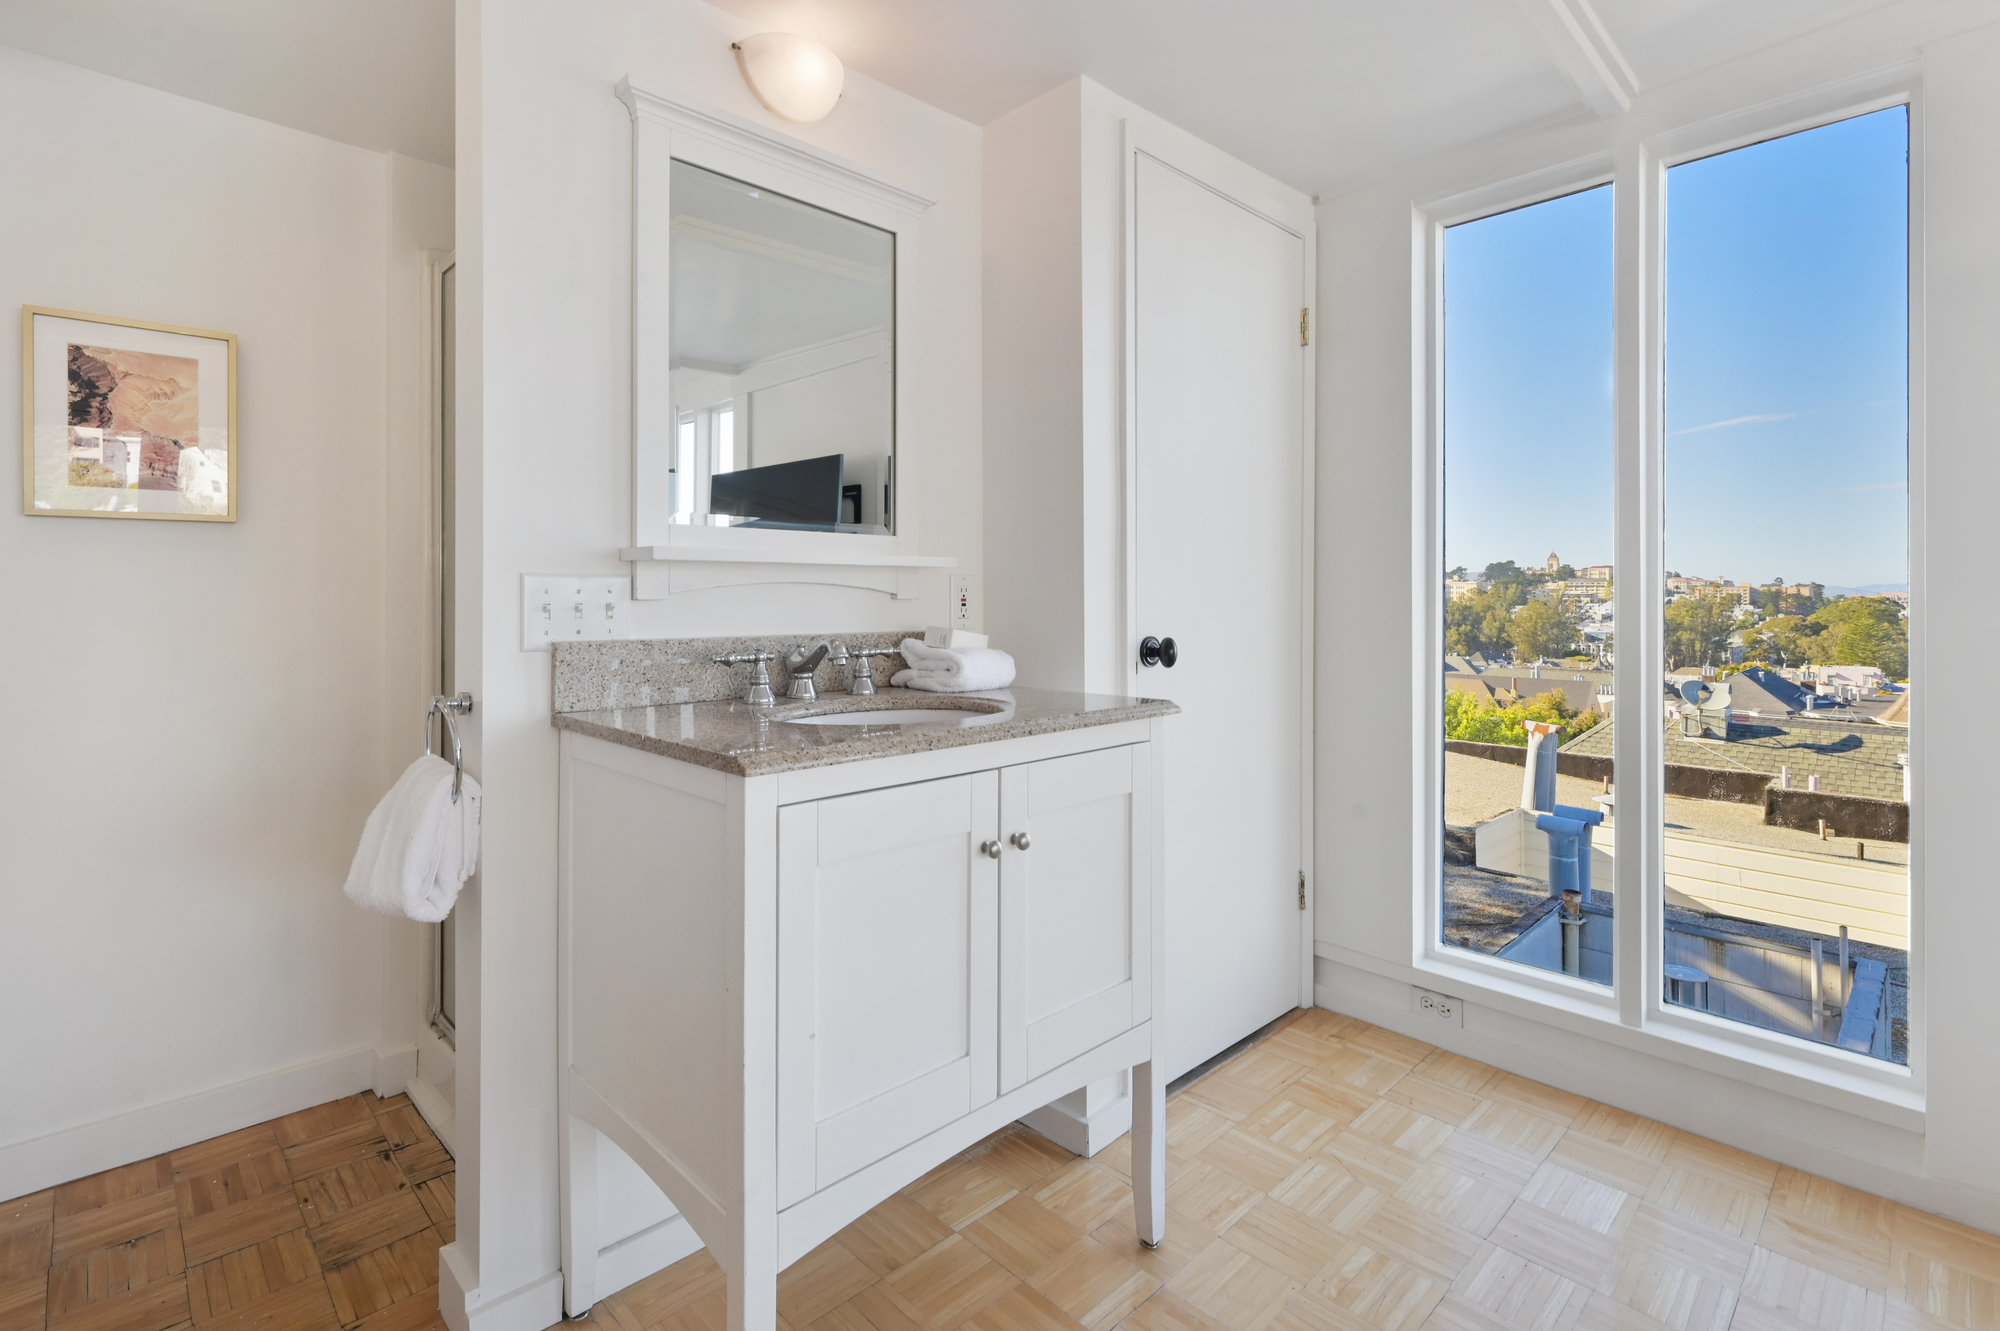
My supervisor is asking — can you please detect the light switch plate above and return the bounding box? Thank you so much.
[522,575,631,651]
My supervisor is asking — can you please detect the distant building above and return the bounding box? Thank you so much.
[1692,583,1754,607]
[1580,564,1612,580]
[1445,578,1481,600]
[1546,552,1562,573]
[1563,576,1610,600]
[1813,664,1888,699]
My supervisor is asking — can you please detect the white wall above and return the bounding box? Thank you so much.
[984,73,1316,1151]
[450,0,983,1322]
[984,75,1286,701]
[0,44,450,1199]
[1315,11,2000,1230]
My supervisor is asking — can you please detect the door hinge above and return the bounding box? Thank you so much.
[1298,871,1307,910]
[1299,308,1311,347]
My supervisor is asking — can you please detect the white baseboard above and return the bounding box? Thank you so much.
[437,1243,564,1331]
[1019,1081,1131,1157]
[0,1045,376,1202]
[408,1074,458,1158]
[373,1045,418,1099]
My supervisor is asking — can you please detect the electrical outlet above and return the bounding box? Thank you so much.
[1415,987,1463,1026]
[949,573,974,628]
[521,575,631,651]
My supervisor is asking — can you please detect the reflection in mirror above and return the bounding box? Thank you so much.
[670,159,895,533]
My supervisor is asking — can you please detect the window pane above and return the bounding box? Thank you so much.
[1442,185,1615,984]
[1663,108,1909,1062]
[674,414,695,519]
[715,405,736,476]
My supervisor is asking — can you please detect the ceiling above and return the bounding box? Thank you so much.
[672,159,893,369]
[700,0,1912,191]
[0,0,1914,189]
[0,0,453,165]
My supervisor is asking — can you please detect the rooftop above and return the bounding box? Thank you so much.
[1561,715,1909,803]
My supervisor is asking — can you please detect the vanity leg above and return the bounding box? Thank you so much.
[561,1113,599,1316]
[725,1204,780,1331]
[1132,1058,1167,1247]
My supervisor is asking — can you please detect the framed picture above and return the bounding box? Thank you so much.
[21,306,237,521]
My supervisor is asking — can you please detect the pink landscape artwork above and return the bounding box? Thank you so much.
[66,343,201,491]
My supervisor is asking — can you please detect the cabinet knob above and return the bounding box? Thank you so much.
[979,840,1003,860]
[1009,831,1032,850]
[1138,635,1178,668]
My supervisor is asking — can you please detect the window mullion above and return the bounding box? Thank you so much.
[1612,142,1665,1030]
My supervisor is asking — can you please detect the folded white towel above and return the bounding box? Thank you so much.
[343,754,482,923]
[892,638,1017,693]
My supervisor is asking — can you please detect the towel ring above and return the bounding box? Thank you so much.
[426,692,474,803]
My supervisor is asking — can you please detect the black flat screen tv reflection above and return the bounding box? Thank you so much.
[709,453,844,529]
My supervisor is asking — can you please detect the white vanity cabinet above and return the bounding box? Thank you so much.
[557,711,1168,1331]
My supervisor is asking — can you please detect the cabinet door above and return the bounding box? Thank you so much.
[777,772,999,1206]
[998,746,1151,1092]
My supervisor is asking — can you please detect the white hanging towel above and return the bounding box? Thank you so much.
[891,637,1017,693]
[343,754,482,923]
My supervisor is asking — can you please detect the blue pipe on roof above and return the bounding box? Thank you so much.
[1536,803,1606,905]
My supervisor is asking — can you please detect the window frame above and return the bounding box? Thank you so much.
[1413,71,1925,1124]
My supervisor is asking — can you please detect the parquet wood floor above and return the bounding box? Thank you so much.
[571,1010,1999,1331]
[0,1091,453,1331]
[8,1010,1997,1331]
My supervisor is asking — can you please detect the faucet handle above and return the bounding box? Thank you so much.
[847,645,900,696]
[713,651,778,706]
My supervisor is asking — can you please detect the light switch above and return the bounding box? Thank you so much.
[521,575,631,650]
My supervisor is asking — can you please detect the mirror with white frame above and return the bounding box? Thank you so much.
[669,158,895,534]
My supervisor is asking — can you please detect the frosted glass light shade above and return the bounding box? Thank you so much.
[732,33,844,124]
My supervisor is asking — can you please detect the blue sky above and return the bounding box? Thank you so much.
[1443,106,1909,590]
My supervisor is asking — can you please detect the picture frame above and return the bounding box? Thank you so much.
[21,305,238,522]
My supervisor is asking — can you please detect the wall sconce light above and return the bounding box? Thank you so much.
[732,33,845,125]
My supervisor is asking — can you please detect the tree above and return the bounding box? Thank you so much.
[1509,597,1578,662]
[1664,595,1734,669]
[1480,560,1522,584]
[1445,582,1525,657]
[1739,613,1820,667]
[1446,565,1468,582]
[1807,596,1908,677]
[1443,688,1603,748]
[1752,583,1828,618]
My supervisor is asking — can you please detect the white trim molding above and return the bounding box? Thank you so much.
[0,1045,378,1203]
[615,79,947,599]
[1512,0,1640,117]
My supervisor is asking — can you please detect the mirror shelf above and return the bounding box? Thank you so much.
[620,79,947,598]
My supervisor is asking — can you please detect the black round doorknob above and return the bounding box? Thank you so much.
[1139,636,1178,668]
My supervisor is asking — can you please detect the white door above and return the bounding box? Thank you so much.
[998,746,1151,1092]
[1134,152,1307,1079]
[776,773,999,1206]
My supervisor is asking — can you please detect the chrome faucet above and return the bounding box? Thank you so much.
[711,651,778,706]
[784,640,841,701]
[847,645,898,696]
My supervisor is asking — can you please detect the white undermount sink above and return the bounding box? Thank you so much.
[784,706,995,727]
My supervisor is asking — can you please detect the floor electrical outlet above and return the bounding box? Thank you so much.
[1415,988,1463,1026]
[522,575,631,650]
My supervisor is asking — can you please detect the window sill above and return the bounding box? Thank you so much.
[1316,940,1924,1134]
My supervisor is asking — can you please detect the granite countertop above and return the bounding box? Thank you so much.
[553,686,1178,777]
